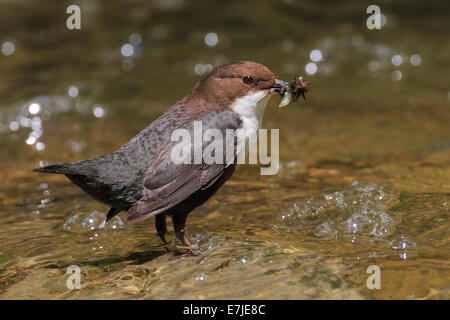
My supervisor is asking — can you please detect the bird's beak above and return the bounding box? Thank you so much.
[270,78,290,97]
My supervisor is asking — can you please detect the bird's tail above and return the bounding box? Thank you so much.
[33,161,95,176]
[33,164,71,174]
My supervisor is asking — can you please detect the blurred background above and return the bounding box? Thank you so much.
[0,0,448,299]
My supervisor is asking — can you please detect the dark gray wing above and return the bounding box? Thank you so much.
[127,110,241,223]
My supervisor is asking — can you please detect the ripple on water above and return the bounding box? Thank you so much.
[63,210,126,233]
[278,181,408,243]
[189,233,224,253]
[387,234,417,250]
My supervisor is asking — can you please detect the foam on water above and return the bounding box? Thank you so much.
[279,181,402,241]
[189,233,224,252]
[63,210,126,233]
[387,234,417,250]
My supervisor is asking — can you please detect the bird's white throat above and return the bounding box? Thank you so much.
[232,90,272,158]
[232,90,271,131]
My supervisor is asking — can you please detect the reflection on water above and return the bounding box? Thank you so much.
[0,0,449,299]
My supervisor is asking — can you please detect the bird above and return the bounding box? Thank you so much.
[34,61,290,250]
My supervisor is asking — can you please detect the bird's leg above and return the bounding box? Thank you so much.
[155,214,169,248]
[172,212,190,246]
[172,213,198,256]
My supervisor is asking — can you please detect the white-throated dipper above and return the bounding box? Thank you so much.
[34,61,308,250]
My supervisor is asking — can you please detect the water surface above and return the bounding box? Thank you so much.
[0,0,449,299]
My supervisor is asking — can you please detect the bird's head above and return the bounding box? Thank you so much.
[189,61,289,110]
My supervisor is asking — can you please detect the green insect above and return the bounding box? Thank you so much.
[277,76,311,108]
[278,92,292,108]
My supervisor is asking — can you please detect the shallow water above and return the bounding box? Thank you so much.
[0,0,449,299]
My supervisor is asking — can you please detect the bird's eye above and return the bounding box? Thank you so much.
[243,76,253,84]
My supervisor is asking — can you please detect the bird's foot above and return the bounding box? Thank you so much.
[173,234,200,256]
[176,245,200,256]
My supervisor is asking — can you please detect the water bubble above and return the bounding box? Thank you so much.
[189,233,223,252]
[129,33,142,46]
[9,121,19,131]
[391,55,403,66]
[38,183,48,190]
[18,116,31,127]
[35,142,45,151]
[305,62,317,75]
[285,160,301,168]
[314,221,337,240]
[194,63,213,76]
[189,233,205,248]
[92,105,105,118]
[204,32,218,47]
[29,130,42,139]
[392,70,402,81]
[309,49,322,62]
[25,136,36,145]
[368,60,381,72]
[37,198,51,208]
[195,274,207,281]
[120,43,134,57]
[68,86,79,97]
[63,210,125,233]
[194,64,205,75]
[410,54,421,66]
[1,41,15,55]
[28,103,40,115]
[279,182,398,242]
[233,255,251,264]
[346,200,396,236]
[37,161,47,169]
[108,218,125,230]
[68,140,83,153]
[31,117,42,130]
[374,44,390,57]
[387,235,417,250]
